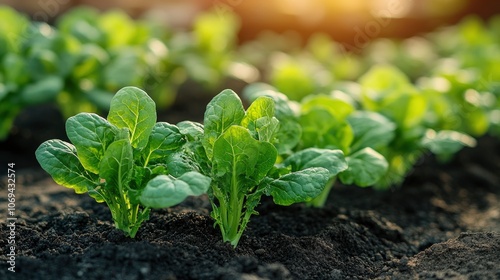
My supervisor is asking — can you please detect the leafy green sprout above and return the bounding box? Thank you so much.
[197,89,347,246]
[36,87,210,237]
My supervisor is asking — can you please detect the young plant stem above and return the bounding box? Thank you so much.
[110,193,148,238]
[307,176,337,208]
[223,175,246,247]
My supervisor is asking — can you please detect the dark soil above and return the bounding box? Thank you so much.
[1,102,500,279]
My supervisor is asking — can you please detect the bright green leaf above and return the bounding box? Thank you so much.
[213,125,277,189]
[203,89,245,159]
[107,86,156,149]
[281,148,348,175]
[339,147,388,187]
[146,122,185,162]
[35,140,98,194]
[140,172,211,208]
[99,139,134,192]
[66,113,117,174]
[348,111,396,152]
[269,168,332,206]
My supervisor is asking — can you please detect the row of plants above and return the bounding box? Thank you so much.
[35,86,349,246]
[6,7,500,247]
[255,16,500,138]
[240,16,500,189]
[2,6,498,142]
[0,6,240,139]
[36,80,480,247]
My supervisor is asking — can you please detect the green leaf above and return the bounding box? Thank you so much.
[241,96,275,128]
[271,57,316,101]
[98,10,136,48]
[359,65,427,129]
[213,125,277,190]
[2,53,27,85]
[421,129,476,158]
[254,116,280,142]
[26,48,59,79]
[299,109,354,153]
[145,122,186,162]
[348,111,396,152]
[104,50,143,89]
[270,148,347,205]
[281,148,348,175]
[35,140,98,194]
[387,94,427,129]
[99,139,134,192]
[107,86,156,150]
[20,76,63,105]
[203,89,245,159]
[66,113,117,174]
[301,95,355,121]
[275,119,302,155]
[339,147,388,187]
[241,96,280,142]
[242,87,302,154]
[359,64,411,94]
[140,172,211,208]
[177,121,204,141]
[269,168,333,205]
[165,151,202,177]
[72,44,109,80]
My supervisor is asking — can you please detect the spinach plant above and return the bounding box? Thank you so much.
[36,87,210,237]
[192,89,347,246]
[246,87,391,207]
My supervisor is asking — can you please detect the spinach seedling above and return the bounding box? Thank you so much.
[244,86,391,207]
[196,89,347,246]
[36,87,210,237]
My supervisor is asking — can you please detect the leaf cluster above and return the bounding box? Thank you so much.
[36,87,210,237]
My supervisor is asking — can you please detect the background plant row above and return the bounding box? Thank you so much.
[1,6,499,142]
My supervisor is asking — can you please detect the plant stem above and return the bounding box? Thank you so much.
[307,176,337,208]
[222,176,245,247]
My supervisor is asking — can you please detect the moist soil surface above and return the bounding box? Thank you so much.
[1,102,500,280]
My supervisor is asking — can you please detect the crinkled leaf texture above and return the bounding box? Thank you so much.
[241,96,280,142]
[140,172,211,208]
